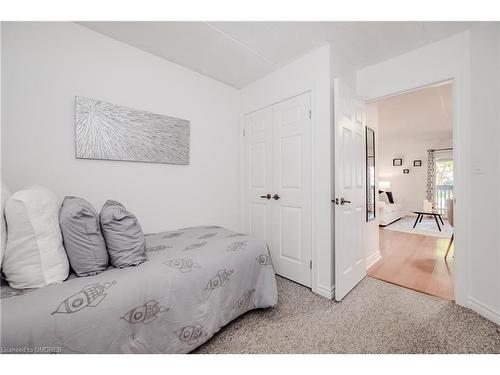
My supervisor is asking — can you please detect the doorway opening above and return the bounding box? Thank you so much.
[366,81,455,301]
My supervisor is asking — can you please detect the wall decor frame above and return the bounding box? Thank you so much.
[393,158,403,166]
[414,160,422,167]
[75,96,190,165]
[403,168,410,174]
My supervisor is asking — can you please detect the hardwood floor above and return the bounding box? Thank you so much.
[368,229,454,300]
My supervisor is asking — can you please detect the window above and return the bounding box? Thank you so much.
[435,158,453,215]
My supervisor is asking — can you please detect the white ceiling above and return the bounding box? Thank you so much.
[78,21,475,89]
[375,82,453,142]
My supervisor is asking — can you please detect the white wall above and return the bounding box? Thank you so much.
[1,22,242,233]
[241,45,334,298]
[357,24,500,325]
[378,136,453,214]
[468,23,500,322]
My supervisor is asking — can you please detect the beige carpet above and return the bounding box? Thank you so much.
[194,276,500,354]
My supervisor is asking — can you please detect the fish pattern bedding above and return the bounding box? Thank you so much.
[0,226,278,353]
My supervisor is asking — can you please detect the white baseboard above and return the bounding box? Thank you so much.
[467,297,500,325]
[315,284,335,300]
[366,250,382,270]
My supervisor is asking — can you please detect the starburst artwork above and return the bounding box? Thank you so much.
[75,96,190,164]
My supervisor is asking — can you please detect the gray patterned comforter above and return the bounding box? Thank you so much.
[0,226,278,353]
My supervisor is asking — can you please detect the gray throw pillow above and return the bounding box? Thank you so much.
[59,196,108,276]
[100,200,146,268]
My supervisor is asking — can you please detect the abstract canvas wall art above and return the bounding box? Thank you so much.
[75,96,190,164]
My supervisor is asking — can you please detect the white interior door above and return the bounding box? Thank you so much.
[244,92,312,288]
[334,79,367,301]
[244,107,273,243]
[270,92,312,287]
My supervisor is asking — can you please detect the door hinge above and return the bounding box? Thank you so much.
[243,129,246,136]
[309,260,312,269]
[309,109,311,119]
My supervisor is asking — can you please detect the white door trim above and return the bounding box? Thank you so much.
[358,42,470,307]
[240,90,312,288]
[364,77,466,305]
[241,90,316,291]
[242,90,311,117]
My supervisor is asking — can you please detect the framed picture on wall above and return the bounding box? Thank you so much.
[413,160,422,167]
[393,158,403,166]
[403,168,410,174]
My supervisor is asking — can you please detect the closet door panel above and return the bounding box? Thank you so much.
[244,107,273,244]
[270,92,312,287]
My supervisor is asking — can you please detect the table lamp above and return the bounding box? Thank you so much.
[379,180,391,191]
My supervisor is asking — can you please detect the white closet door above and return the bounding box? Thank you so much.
[244,107,273,243]
[269,92,312,287]
[243,92,312,288]
[334,79,367,301]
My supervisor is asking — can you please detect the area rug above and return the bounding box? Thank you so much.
[382,215,453,238]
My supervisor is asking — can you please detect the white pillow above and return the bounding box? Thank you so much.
[1,182,11,268]
[3,185,69,289]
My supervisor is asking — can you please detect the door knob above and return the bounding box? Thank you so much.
[340,197,351,205]
[273,194,281,200]
[260,193,271,200]
[333,198,351,205]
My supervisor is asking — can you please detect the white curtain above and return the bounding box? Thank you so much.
[426,149,435,203]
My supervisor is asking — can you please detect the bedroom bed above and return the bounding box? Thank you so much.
[0,226,278,354]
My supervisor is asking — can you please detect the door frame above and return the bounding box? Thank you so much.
[241,90,316,291]
[362,74,469,306]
